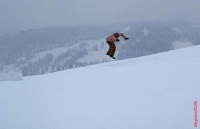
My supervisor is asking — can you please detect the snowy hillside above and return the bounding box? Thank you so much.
[2,21,200,77]
[18,39,108,66]
[1,45,200,129]
[172,40,193,49]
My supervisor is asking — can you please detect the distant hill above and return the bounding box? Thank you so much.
[0,24,126,64]
[1,21,200,76]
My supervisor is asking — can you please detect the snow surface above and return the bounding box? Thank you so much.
[172,41,193,49]
[0,64,19,72]
[76,39,109,63]
[0,70,23,82]
[1,46,200,129]
[77,41,119,63]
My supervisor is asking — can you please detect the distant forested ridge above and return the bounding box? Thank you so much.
[1,21,200,76]
[0,24,125,64]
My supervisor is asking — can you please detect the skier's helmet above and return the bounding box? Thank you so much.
[114,33,119,38]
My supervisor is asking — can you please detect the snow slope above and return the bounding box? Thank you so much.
[1,46,200,129]
[19,39,107,66]
[172,40,193,49]
[76,39,110,63]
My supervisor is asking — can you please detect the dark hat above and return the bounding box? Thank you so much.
[114,33,119,38]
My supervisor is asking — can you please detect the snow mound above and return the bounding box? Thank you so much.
[0,46,200,129]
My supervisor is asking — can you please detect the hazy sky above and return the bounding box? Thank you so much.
[1,0,200,32]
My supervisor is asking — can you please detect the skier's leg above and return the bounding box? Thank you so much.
[110,43,116,57]
[106,41,114,56]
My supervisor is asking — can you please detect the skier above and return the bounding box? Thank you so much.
[106,32,129,59]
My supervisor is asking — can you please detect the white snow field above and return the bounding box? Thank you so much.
[1,45,200,129]
[172,40,193,49]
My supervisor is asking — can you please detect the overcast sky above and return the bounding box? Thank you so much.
[0,0,200,32]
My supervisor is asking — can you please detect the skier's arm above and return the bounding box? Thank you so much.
[119,33,129,40]
[119,33,126,39]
